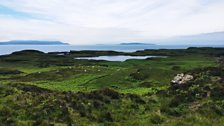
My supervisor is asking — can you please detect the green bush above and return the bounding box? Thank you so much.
[0,68,22,75]
[139,82,152,88]
[172,66,181,70]
[99,112,113,122]
[150,114,164,124]
[130,68,150,80]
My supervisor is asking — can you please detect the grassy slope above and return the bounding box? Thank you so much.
[0,55,216,94]
[0,48,223,125]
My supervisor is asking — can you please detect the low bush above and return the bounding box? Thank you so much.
[0,68,22,75]
[130,68,150,80]
[139,82,152,88]
[172,65,181,70]
[150,113,164,124]
[127,94,146,104]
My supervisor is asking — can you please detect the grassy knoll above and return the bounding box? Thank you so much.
[0,48,223,125]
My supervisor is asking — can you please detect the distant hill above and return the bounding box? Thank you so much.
[120,42,155,45]
[0,40,69,45]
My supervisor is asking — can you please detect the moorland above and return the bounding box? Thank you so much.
[0,47,224,126]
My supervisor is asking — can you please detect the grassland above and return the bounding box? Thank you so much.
[0,47,223,125]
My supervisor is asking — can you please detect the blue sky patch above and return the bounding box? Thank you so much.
[0,5,33,19]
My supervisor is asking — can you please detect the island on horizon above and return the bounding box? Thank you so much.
[119,42,155,45]
[0,40,69,45]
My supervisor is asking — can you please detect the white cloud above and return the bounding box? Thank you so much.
[0,0,224,44]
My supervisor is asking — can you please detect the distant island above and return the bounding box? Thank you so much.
[0,40,69,45]
[119,42,155,45]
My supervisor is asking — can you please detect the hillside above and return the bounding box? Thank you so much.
[0,40,69,45]
[0,48,223,125]
[120,42,155,45]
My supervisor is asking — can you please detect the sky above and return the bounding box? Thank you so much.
[0,0,224,45]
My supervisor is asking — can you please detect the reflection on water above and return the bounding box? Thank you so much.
[75,55,166,61]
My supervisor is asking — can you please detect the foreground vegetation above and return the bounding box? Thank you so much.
[0,47,223,125]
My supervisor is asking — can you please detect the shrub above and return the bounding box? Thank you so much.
[211,86,224,100]
[150,114,164,124]
[100,88,120,99]
[130,68,150,80]
[139,82,152,88]
[93,100,104,109]
[218,57,224,70]
[140,80,160,88]
[161,103,187,117]
[99,112,113,122]
[0,68,22,75]
[212,104,224,116]
[172,66,181,70]
[127,94,146,104]
[169,96,183,107]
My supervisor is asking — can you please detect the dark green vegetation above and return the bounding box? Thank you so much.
[0,48,224,125]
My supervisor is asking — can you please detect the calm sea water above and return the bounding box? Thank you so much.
[0,45,223,55]
[75,56,166,61]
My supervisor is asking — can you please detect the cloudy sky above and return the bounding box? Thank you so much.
[0,0,224,45]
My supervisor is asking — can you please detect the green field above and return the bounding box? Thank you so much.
[0,48,224,125]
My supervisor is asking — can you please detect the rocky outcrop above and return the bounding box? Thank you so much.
[171,73,194,85]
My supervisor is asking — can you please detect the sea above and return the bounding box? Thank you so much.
[0,44,223,55]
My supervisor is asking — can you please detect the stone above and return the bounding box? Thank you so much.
[171,73,194,85]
